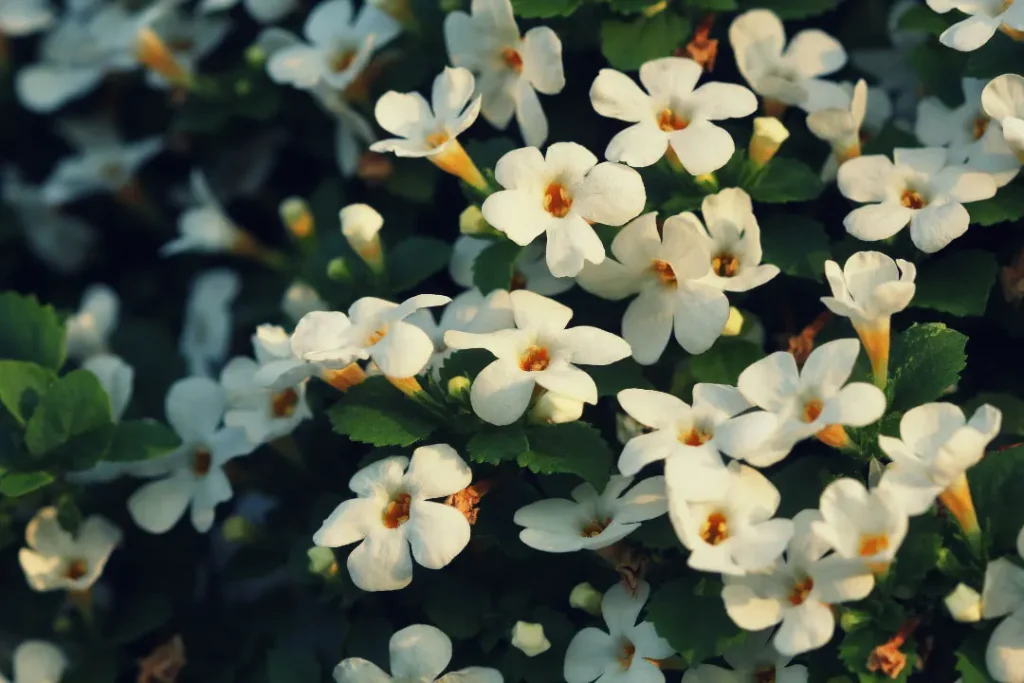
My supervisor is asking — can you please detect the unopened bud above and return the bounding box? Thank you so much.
[945,583,982,623]
[459,205,488,235]
[748,117,789,168]
[281,281,327,322]
[245,44,266,67]
[511,622,551,657]
[307,546,338,577]
[327,257,351,282]
[721,307,744,336]
[136,27,191,87]
[221,515,257,542]
[569,582,602,616]
[280,197,314,239]
[529,391,583,425]
[340,203,384,272]
[447,376,471,400]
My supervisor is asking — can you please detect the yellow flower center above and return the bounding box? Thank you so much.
[802,399,824,423]
[700,511,729,545]
[657,108,689,132]
[383,493,412,528]
[973,115,991,140]
[519,346,551,372]
[330,48,356,73]
[787,576,814,606]
[754,666,777,683]
[426,130,450,149]
[678,427,712,446]
[618,641,636,669]
[64,558,89,580]
[366,326,388,345]
[271,388,300,418]
[859,533,890,557]
[543,183,573,218]
[651,259,677,286]
[900,189,926,209]
[501,47,523,73]
[580,517,611,537]
[712,253,739,277]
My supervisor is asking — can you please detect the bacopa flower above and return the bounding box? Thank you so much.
[128,377,257,534]
[481,143,646,278]
[733,339,887,464]
[589,57,757,174]
[42,133,163,205]
[0,641,67,683]
[143,9,229,89]
[0,0,52,35]
[722,511,875,656]
[668,461,793,576]
[681,628,808,683]
[443,290,631,426]
[444,0,565,147]
[335,623,503,683]
[65,283,119,362]
[513,475,667,553]
[449,236,573,296]
[983,74,1024,163]
[371,67,486,190]
[981,525,1024,682]
[806,79,868,164]
[728,9,847,113]
[83,353,133,423]
[576,213,728,362]
[811,478,909,574]
[838,147,997,253]
[927,0,1024,51]
[409,288,514,374]
[563,581,674,683]
[180,269,240,378]
[18,507,121,593]
[339,203,384,271]
[313,444,472,592]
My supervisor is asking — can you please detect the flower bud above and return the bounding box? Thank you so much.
[459,205,489,235]
[280,197,314,239]
[340,203,384,272]
[221,515,257,542]
[447,376,471,400]
[529,391,583,425]
[281,281,327,322]
[511,622,551,658]
[945,583,982,623]
[748,117,789,168]
[245,44,266,67]
[307,546,338,577]
[136,27,191,87]
[721,307,744,337]
[327,257,351,282]
[569,582,602,616]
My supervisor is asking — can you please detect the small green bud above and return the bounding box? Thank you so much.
[221,515,257,542]
[307,546,338,577]
[459,205,488,235]
[327,257,351,282]
[569,582,602,616]
[245,44,266,67]
[839,607,871,632]
[511,622,550,657]
[447,376,471,399]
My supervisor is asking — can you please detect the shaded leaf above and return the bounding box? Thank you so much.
[600,13,692,71]
[0,292,66,371]
[387,237,452,293]
[888,323,967,412]
[327,377,439,447]
[519,422,613,489]
[760,215,831,281]
[913,249,997,317]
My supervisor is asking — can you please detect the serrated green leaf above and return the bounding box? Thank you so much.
[588,360,653,397]
[893,513,943,589]
[0,292,66,371]
[327,377,439,447]
[913,249,997,317]
[967,184,1024,226]
[387,236,452,293]
[511,0,580,18]
[689,339,765,386]
[896,4,949,34]
[647,577,746,666]
[519,422,612,488]
[746,158,824,203]
[106,420,181,462]
[969,445,1024,555]
[473,239,522,294]
[0,470,53,497]
[266,646,321,683]
[600,13,692,71]
[467,428,528,465]
[24,370,114,470]
[759,215,830,281]
[738,0,837,19]
[963,392,1024,436]
[0,360,56,425]
[888,323,967,412]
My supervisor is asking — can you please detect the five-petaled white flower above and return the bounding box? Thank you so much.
[983,74,1024,163]
[811,478,909,575]
[0,0,52,36]
[444,0,565,147]
[335,623,503,683]
[65,283,119,362]
[681,628,809,683]
[513,475,667,552]
[313,444,473,592]
[18,506,121,592]
[563,581,675,683]
[589,57,757,174]
[481,142,646,278]
[878,402,1001,515]
[806,79,869,163]
[722,510,875,656]
[443,290,631,426]
[668,461,794,575]
[927,0,1024,52]
[265,0,400,91]
[180,268,240,378]
[729,9,848,113]
[981,524,1024,683]
[449,236,573,296]
[0,641,67,683]
[576,212,728,362]
[409,288,514,374]
[162,170,249,257]
[128,377,257,534]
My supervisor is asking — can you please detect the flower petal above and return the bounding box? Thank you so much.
[312,498,379,547]
[389,624,453,681]
[347,528,413,591]
[405,443,472,500]
[128,473,195,535]
[407,500,471,569]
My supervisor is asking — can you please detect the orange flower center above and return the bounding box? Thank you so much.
[802,399,824,423]
[64,558,89,580]
[426,130,450,149]
[618,641,636,669]
[519,345,550,372]
[580,517,612,537]
[859,533,890,557]
[271,388,300,418]
[900,189,926,209]
[510,271,527,290]
[712,253,739,277]
[383,493,412,528]
[543,183,573,218]
[330,48,356,73]
[700,511,729,545]
[787,576,815,606]
[657,108,689,132]
[973,116,991,140]
[651,259,677,286]
[679,427,712,446]
[192,447,212,476]
[501,47,523,73]
[754,665,777,683]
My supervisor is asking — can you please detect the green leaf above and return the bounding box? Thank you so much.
[422,575,491,640]
[0,360,56,425]
[106,420,181,462]
[896,4,949,34]
[907,42,967,108]
[383,158,440,203]
[969,445,1024,555]
[913,249,997,317]
[24,370,115,469]
[955,629,994,683]
[689,339,765,386]
[519,422,613,489]
[473,239,522,295]
[105,593,174,645]
[588,359,653,397]
[467,428,529,465]
[511,0,580,18]
[647,577,746,666]
[759,215,831,281]
[0,292,66,371]
[737,0,837,19]
[686,0,737,9]
[387,236,452,293]
[0,470,53,497]
[862,122,921,157]
[772,453,836,519]
[439,349,495,386]
[746,158,824,204]
[605,0,668,14]
[966,35,1024,78]
[967,184,1024,226]
[266,646,321,683]
[600,12,692,72]
[327,377,439,447]
[892,514,943,589]
[963,392,1024,436]
[888,323,967,413]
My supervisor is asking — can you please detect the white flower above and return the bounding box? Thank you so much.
[281,281,328,322]
[313,444,472,592]
[340,203,385,270]
[513,475,667,552]
[668,461,793,575]
[728,9,848,112]
[732,339,887,465]
[444,290,631,426]
[681,628,808,683]
[265,0,399,91]
[927,0,1024,51]
[982,525,1024,682]
[18,506,121,592]
[221,325,314,445]
[563,581,674,683]
[253,312,365,390]
[162,170,246,256]
[0,641,67,683]
[0,0,53,35]
[180,269,240,377]
[83,353,133,422]
[144,8,229,89]
[589,57,756,174]
[616,385,758,498]
[481,143,646,278]
[983,73,1024,163]
[335,623,502,683]
[576,210,725,362]
[511,622,551,657]
[449,236,574,296]
[444,0,565,147]
[946,583,983,623]
[811,478,909,573]
[199,0,295,24]
[838,147,998,253]
[128,377,257,534]
[916,77,1021,188]
[851,0,925,122]
[807,79,869,162]
[528,390,584,424]
[822,251,916,330]
[877,402,1001,515]
[409,289,514,374]
[65,283,119,361]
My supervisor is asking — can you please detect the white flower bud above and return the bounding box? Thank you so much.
[945,583,982,623]
[340,203,384,271]
[529,391,583,425]
[748,117,789,168]
[459,205,488,235]
[722,307,744,337]
[569,582,602,616]
[511,622,550,657]
[281,281,327,322]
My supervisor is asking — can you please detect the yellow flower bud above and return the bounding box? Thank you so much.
[459,205,489,235]
[721,307,744,336]
[749,117,790,168]
[280,197,314,239]
[569,582,602,616]
[944,583,982,623]
[511,622,551,657]
[136,27,191,87]
[447,376,471,400]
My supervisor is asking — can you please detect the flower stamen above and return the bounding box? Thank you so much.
[618,641,636,669]
[383,493,412,528]
[802,399,824,423]
[859,532,890,557]
[501,47,523,73]
[192,448,212,477]
[787,576,814,606]
[651,259,677,286]
[543,183,573,218]
[678,427,712,446]
[580,517,612,537]
[700,511,729,545]
[519,345,551,372]
[900,189,926,209]
[271,388,300,418]
[64,558,89,581]
[657,108,688,132]
[711,253,739,277]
